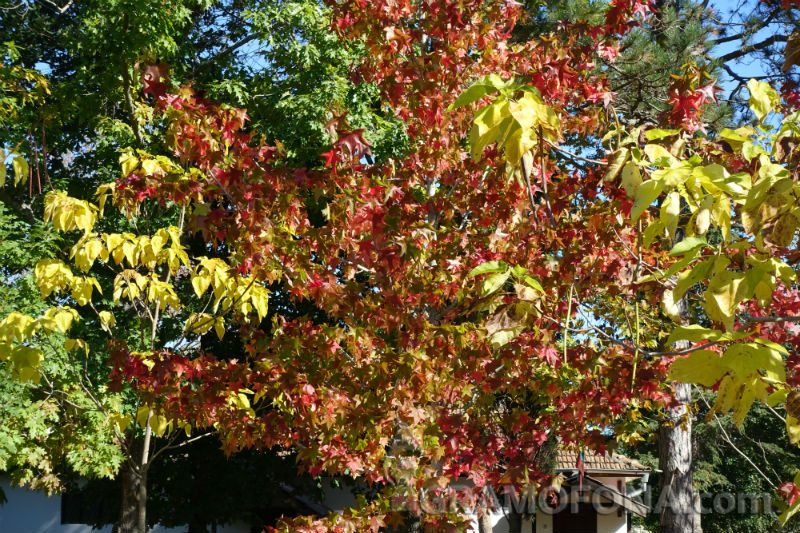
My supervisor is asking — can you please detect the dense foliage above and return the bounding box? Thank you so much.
[5,1,800,533]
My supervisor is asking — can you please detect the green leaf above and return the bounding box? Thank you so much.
[669,236,706,256]
[523,275,544,294]
[742,141,767,162]
[747,78,780,122]
[449,75,509,110]
[719,127,751,144]
[469,102,512,160]
[482,270,511,297]
[666,325,748,345]
[651,165,692,188]
[644,128,680,141]
[468,261,508,277]
[630,179,662,222]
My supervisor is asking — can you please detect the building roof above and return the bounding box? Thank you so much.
[556,449,650,474]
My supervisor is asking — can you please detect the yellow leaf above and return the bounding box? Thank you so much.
[65,338,89,356]
[732,377,761,427]
[667,350,726,387]
[109,413,131,434]
[34,259,74,298]
[251,286,269,321]
[644,144,679,167]
[693,195,713,236]
[500,124,536,165]
[661,289,683,323]
[136,406,151,429]
[703,271,747,332]
[12,154,28,187]
[0,312,35,343]
[43,191,98,233]
[769,212,799,247]
[95,182,115,216]
[141,158,162,176]
[470,101,511,160]
[122,241,137,266]
[0,149,5,187]
[71,277,98,306]
[191,272,212,298]
[747,79,780,122]
[119,151,139,176]
[150,414,168,437]
[620,162,642,199]
[788,415,800,445]
[709,375,740,418]
[98,310,115,330]
[660,190,680,240]
[631,179,662,222]
[47,307,79,333]
[603,148,629,183]
[215,317,225,340]
[11,345,43,382]
[712,195,732,242]
[185,313,214,335]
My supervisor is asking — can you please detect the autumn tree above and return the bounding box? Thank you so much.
[12,4,800,533]
[60,2,679,532]
[0,1,402,530]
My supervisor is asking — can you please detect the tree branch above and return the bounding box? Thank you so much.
[37,0,74,14]
[715,34,788,64]
[698,389,778,489]
[191,34,258,77]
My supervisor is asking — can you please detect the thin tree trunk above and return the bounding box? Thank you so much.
[136,469,148,533]
[118,463,141,533]
[507,508,522,533]
[117,436,150,533]
[477,508,493,533]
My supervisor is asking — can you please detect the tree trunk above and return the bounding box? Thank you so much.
[658,219,697,533]
[137,469,148,533]
[117,436,149,533]
[507,508,522,533]
[659,381,694,533]
[118,463,142,533]
[405,512,422,533]
[477,509,493,533]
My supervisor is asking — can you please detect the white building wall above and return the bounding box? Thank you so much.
[596,509,626,533]
[466,510,533,533]
[534,510,553,533]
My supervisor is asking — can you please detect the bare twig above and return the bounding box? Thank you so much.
[698,389,778,489]
[544,139,608,166]
[38,0,74,13]
[538,127,556,229]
